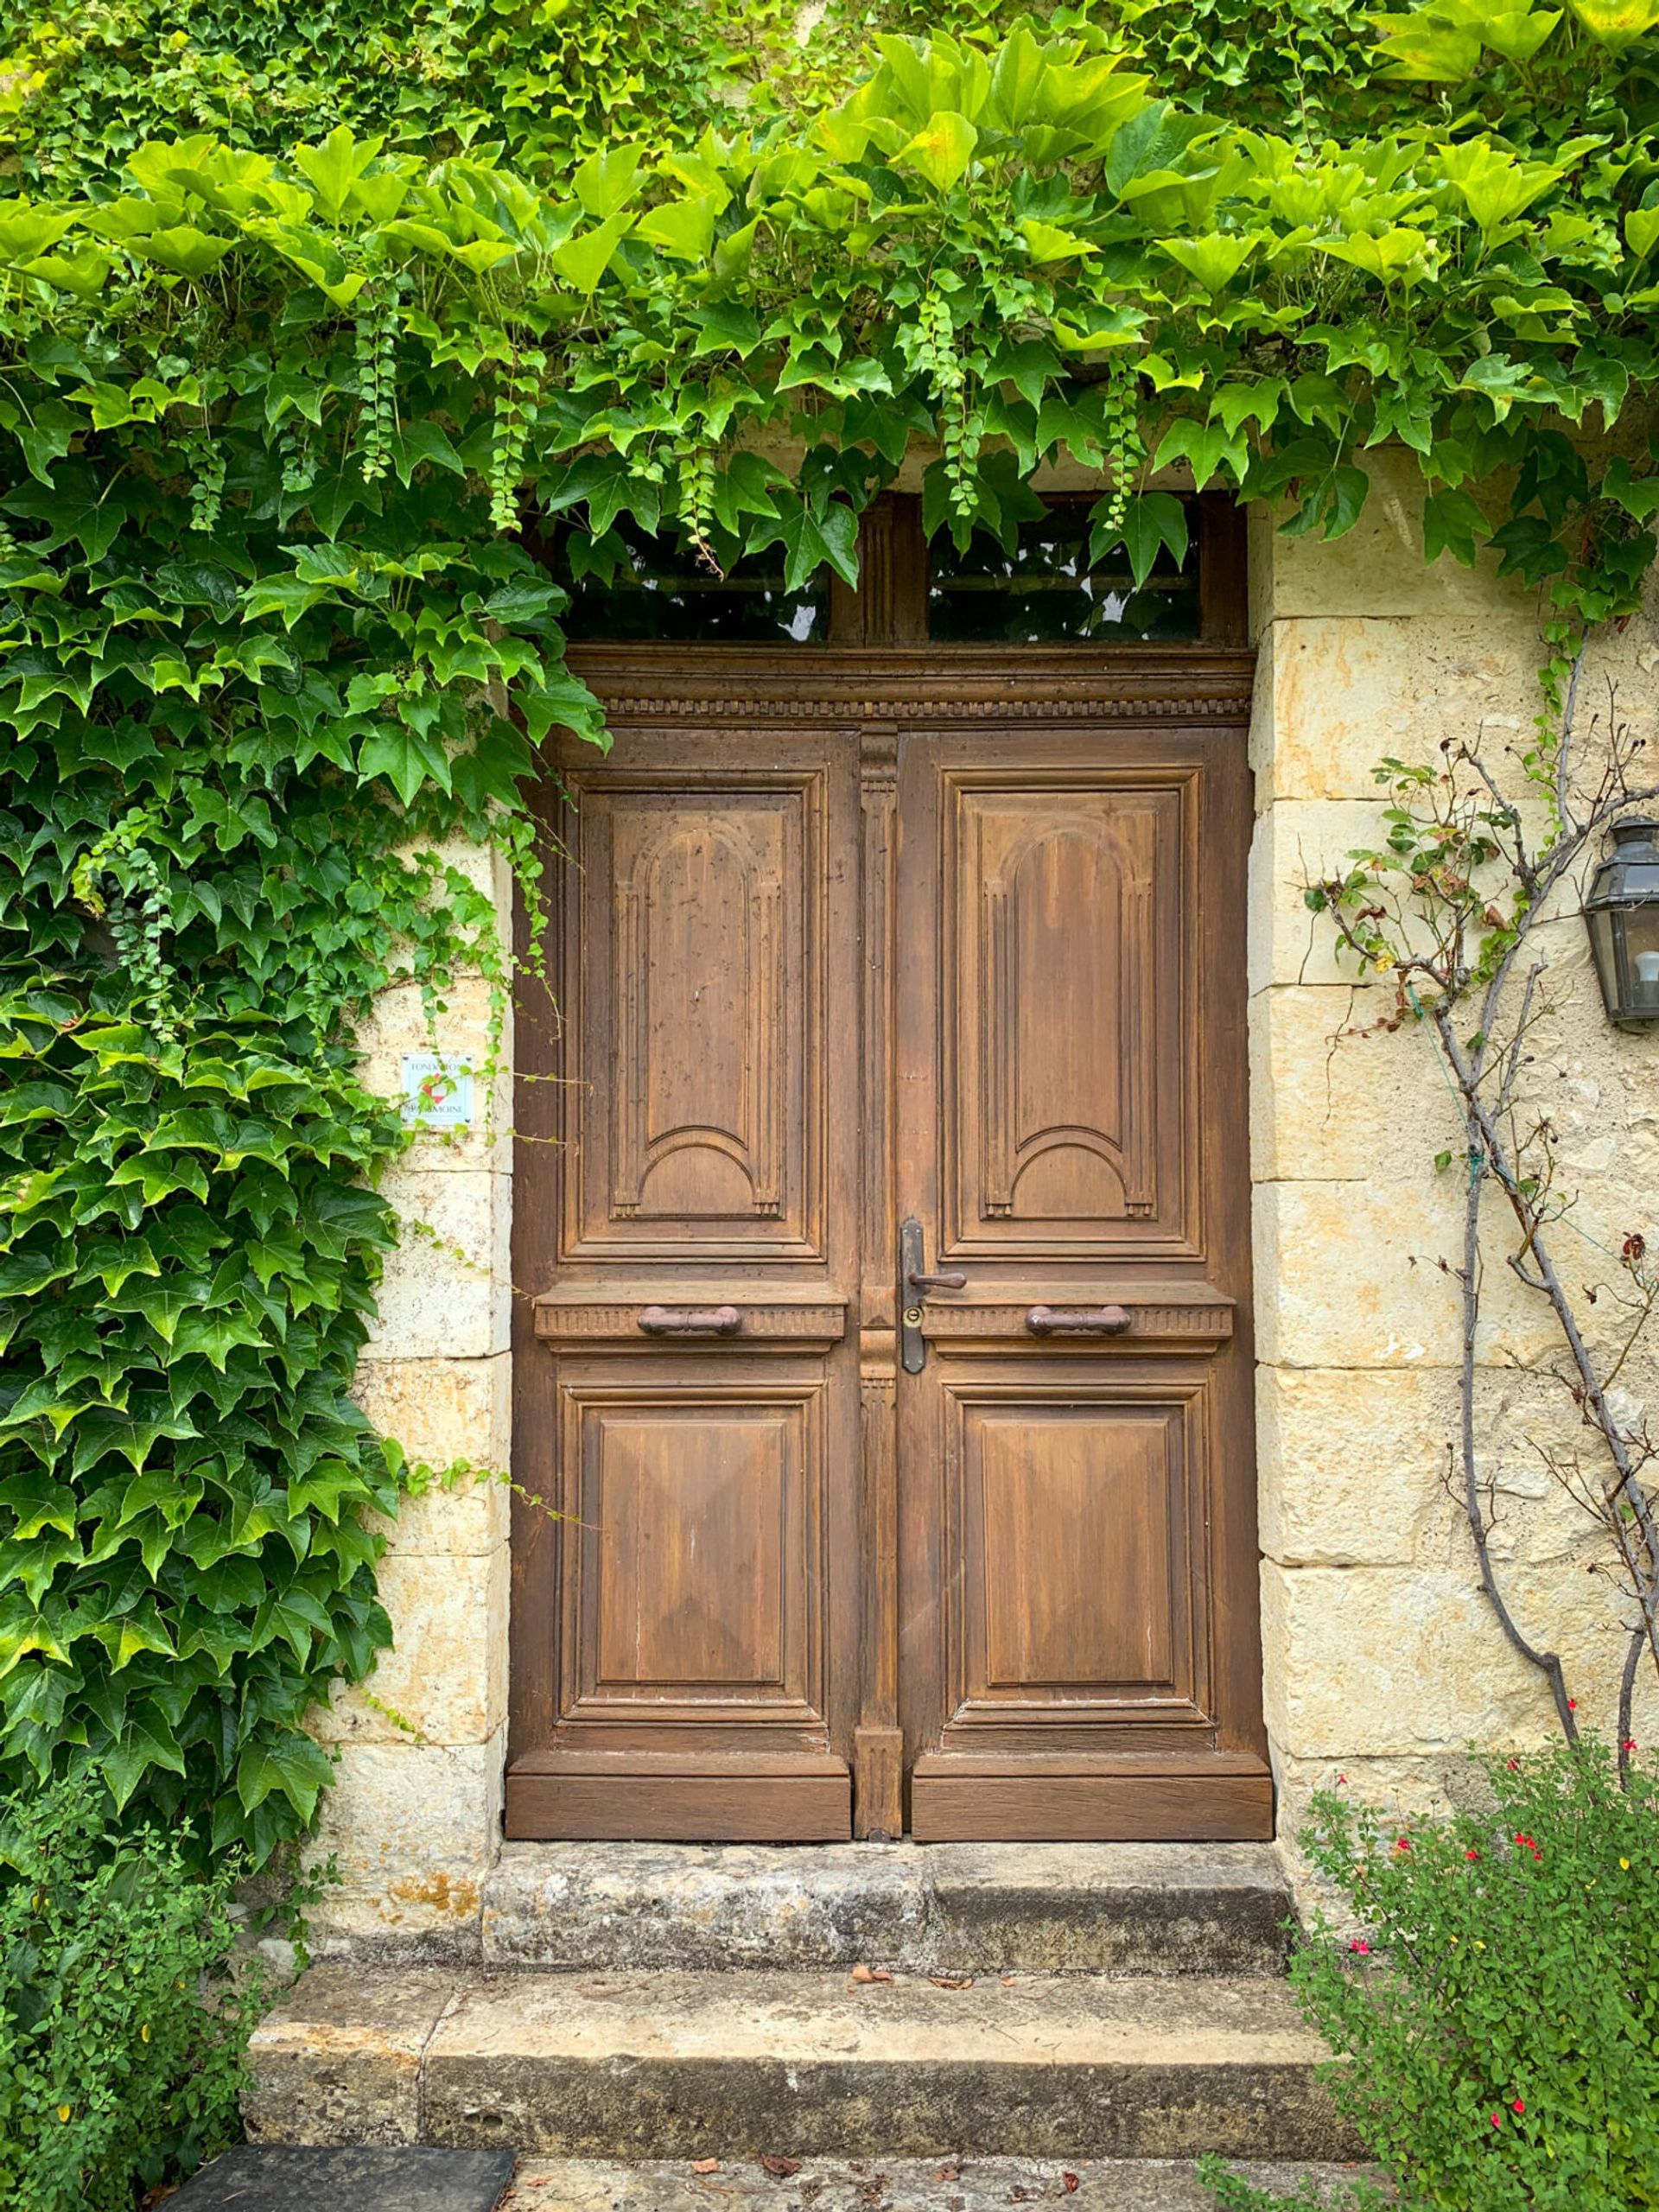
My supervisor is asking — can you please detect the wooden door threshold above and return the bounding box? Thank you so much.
[908,1751,1274,1843]
[505,1751,852,1843]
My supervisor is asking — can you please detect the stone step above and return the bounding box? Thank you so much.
[501,2156,1383,2210]
[245,1966,1355,2164]
[474,1842,1293,1977]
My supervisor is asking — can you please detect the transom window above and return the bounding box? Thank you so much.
[539,493,1243,649]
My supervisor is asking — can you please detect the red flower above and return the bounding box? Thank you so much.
[1395,1835,1412,1853]
[1465,1847,1481,1860]
[1337,1773,1349,1786]
[1349,1938,1371,1955]
[1567,1699,1577,1711]
[1491,2113,1503,2129]
[1506,1758,1520,1770]
[1514,1832,1541,1859]
[1623,1738,1638,1753]
[1512,2099,1526,2115]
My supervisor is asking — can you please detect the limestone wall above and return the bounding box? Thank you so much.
[1249,447,1659,1839]
[302,448,1659,1948]
[304,843,516,1956]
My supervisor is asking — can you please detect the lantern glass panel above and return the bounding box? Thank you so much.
[1624,906,1659,1014]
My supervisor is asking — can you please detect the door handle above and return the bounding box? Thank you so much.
[1026,1305,1132,1337]
[899,1218,966,1373]
[639,1305,741,1337]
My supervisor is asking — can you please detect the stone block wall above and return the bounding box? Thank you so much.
[1249,446,1659,1839]
[303,849,516,1956]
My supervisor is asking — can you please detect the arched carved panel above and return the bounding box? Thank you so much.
[949,779,1188,1255]
[564,772,824,1261]
[611,817,784,1222]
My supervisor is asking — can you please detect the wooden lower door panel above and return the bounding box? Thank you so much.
[939,1363,1213,1726]
[904,1353,1270,1840]
[507,1351,855,1841]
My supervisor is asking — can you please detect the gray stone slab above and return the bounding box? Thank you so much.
[417,1967,1355,2161]
[244,1966,459,2146]
[172,2144,516,2210]
[501,2158,1384,2209]
[480,1843,1292,1976]
[924,1847,1292,1977]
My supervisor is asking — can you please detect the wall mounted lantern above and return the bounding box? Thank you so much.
[1584,816,1659,1027]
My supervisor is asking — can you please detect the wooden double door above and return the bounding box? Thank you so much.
[508,647,1268,1842]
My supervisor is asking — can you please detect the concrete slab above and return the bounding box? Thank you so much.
[171,2144,515,2209]
[499,2158,1382,2209]
[480,1844,1292,1976]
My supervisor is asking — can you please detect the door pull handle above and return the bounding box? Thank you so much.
[639,1305,741,1337]
[1027,1305,1133,1338]
[899,1218,967,1374]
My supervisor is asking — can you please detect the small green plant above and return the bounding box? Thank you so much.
[0,1776,261,2212]
[1203,1738,1659,2212]
[1200,2162,1388,2212]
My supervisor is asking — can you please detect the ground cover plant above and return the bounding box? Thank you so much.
[3,0,1659,1880]
[1202,1738,1659,2211]
[0,1776,259,2212]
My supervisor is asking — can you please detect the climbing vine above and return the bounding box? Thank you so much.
[5,0,1659,1866]
[1308,668,1659,1776]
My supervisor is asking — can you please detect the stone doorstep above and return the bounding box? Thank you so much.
[170,2145,515,2210]
[500,2157,1385,2210]
[469,1842,1294,1977]
[245,1966,1357,2163]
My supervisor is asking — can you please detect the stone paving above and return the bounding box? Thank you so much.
[170,2147,1380,2211]
[499,2156,1379,2209]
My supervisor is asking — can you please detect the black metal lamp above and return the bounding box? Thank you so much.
[1584,815,1659,1027]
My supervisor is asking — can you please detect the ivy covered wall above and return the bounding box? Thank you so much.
[4,0,1659,1893]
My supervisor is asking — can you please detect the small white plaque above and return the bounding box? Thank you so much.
[401,1052,475,1131]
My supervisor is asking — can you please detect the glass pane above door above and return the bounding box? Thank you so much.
[927,497,1201,645]
[550,518,830,645]
[540,493,1225,647]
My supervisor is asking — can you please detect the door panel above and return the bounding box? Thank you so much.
[947,780,1184,1250]
[950,1373,1204,1716]
[509,652,1266,1843]
[508,725,858,1841]
[562,1371,826,1720]
[563,770,827,1262]
[897,727,1268,1841]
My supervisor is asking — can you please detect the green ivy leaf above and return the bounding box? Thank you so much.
[235,1732,334,1822]
[635,194,718,260]
[896,111,978,193]
[1423,486,1491,565]
[1117,491,1191,588]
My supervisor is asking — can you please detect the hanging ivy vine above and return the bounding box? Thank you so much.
[4,0,1659,1868]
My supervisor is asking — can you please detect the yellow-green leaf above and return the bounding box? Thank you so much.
[1159,231,1260,292]
[633,193,717,261]
[1020,219,1097,264]
[573,144,643,220]
[550,212,632,293]
[896,111,978,194]
[129,226,234,279]
[1568,0,1659,41]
